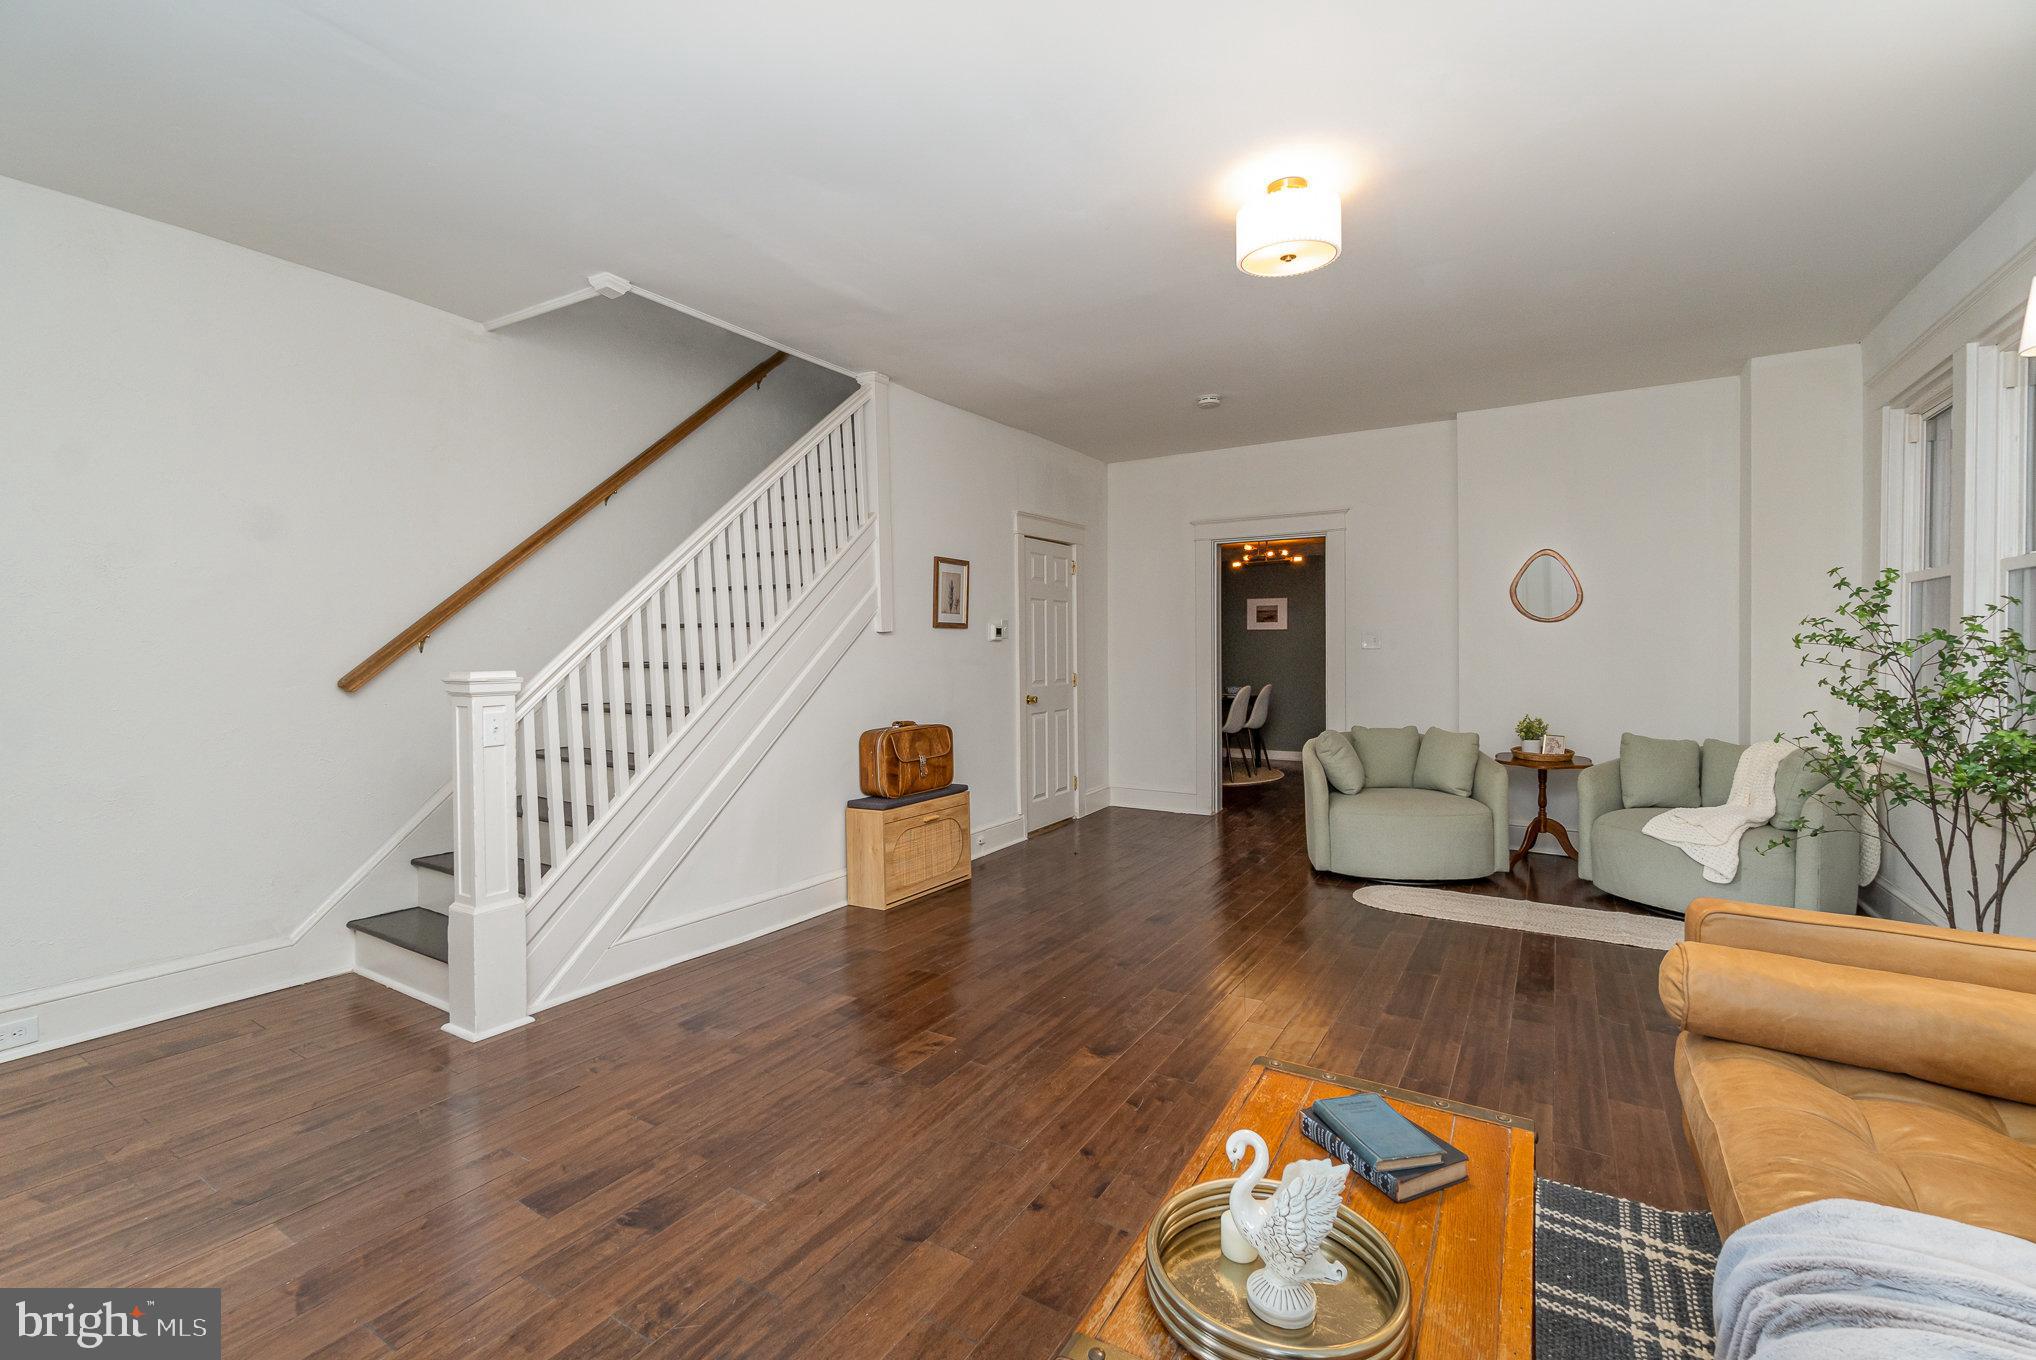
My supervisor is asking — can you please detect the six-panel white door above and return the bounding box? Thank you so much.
[1021,535,1078,830]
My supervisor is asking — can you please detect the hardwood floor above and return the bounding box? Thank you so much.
[0,770,1703,1359]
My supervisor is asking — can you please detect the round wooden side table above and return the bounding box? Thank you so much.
[1495,751,1594,870]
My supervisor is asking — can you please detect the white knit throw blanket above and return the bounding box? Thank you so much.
[1643,740,1795,884]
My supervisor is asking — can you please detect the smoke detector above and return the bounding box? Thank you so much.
[1195,393,1223,410]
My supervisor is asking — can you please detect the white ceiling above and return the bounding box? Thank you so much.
[5,1,2036,461]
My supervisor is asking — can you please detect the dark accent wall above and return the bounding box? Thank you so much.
[1221,554,1326,755]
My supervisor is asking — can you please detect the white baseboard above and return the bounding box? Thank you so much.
[1080,785,1115,816]
[1861,878,1935,925]
[1109,786,1209,816]
[973,814,1027,857]
[1507,821,1566,855]
[0,787,451,1063]
[1266,749,1304,763]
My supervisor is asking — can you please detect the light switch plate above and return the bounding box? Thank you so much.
[482,712,508,746]
[990,621,1007,641]
[1360,631,1382,650]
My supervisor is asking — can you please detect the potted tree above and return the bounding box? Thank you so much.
[1789,568,2036,933]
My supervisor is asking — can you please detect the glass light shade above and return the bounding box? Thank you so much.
[2021,276,2035,357]
[1236,177,1341,277]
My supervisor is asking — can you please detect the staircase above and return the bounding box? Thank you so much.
[346,376,892,1036]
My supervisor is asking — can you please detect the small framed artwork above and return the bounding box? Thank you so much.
[1541,734,1567,756]
[1246,597,1287,631]
[933,556,971,629]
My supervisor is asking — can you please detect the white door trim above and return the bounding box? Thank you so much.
[1190,509,1350,816]
[1014,511,1086,829]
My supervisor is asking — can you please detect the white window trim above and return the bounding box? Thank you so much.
[1883,372,1955,637]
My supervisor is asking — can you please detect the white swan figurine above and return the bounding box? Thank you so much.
[1220,1129,1271,1263]
[1241,1158,1350,1330]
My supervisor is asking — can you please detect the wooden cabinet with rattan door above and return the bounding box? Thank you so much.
[846,786,971,909]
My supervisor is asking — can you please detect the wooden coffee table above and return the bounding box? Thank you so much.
[1058,1057,1535,1360]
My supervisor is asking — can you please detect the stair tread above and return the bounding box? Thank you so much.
[347,908,449,963]
[411,851,548,895]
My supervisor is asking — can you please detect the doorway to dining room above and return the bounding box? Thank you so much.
[1218,536,1326,797]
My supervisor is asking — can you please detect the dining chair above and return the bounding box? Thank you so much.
[1221,685,1253,779]
[1244,683,1274,769]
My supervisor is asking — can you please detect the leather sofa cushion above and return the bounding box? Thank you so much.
[1687,898,2036,996]
[1621,733,1701,809]
[1662,941,2036,1106]
[1676,1033,2036,1242]
[1349,725,1420,789]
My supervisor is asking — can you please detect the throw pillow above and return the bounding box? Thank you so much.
[1700,739,1745,806]
[1413,727,1480,797]
[1771,747,1816,825]
[1349,725,1421,788]
[1620,733,1701,809]
[1313,731,1365,794]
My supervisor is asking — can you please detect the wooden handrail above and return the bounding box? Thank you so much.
[337,350,789,692]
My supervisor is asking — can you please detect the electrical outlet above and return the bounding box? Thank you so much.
[975,832,987,849]
[0,1016,38,1051]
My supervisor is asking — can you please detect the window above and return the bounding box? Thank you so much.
[1883,311,2035,647]
[1903,404,1955,636]
[2005,358,2036,647]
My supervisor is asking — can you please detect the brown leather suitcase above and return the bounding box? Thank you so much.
[858,720,954,799]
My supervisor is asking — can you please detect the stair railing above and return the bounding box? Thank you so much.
[438,374,889,1042]
[339,351,789,693]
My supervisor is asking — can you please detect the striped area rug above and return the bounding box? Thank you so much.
[1536,1178,1721,1359]
[1352,884,1686,950]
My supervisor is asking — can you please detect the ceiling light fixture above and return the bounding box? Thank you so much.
[1235,176,1341,278]
[2021,276,2035,357]
[1196,393,1223,409]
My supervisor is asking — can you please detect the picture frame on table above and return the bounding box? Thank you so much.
[1541,734,1567,756]
[933,556,971,629]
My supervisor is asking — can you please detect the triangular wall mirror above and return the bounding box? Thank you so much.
[1510,549,1582,623]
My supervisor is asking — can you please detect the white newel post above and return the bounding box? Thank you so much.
[858,370,896,634]
[443,671,534,1041]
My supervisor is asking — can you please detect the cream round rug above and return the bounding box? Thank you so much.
[1352,885,1685,951]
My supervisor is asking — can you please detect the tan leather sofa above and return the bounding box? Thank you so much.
[1659,898,2036,1243]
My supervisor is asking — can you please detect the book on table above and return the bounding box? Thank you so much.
[1302,1107,1469,1203]
[1311,1091,1446,1170]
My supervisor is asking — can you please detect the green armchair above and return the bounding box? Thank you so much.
[1576,734,1861,917]
[1302,725,1508,880]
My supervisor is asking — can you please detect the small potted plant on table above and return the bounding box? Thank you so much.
[1514,715,1548,757]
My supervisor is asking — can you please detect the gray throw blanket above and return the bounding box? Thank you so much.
[1714,1199,2036,1360]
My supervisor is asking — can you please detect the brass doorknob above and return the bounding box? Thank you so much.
[1024,694,1040,704]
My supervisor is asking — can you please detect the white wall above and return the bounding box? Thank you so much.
[1105,364,1868,852]
[0,175,857,1049]
[1106,423,1459,808]
[1743,345,1864,743]
[1457,378,1746,835]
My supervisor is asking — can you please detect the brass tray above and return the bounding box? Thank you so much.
[1507,746,1573,766]
[1142,1179,1411,1360]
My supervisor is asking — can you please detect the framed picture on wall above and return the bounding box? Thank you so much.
[933,556,971,628]
[1246,597,1287,630]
